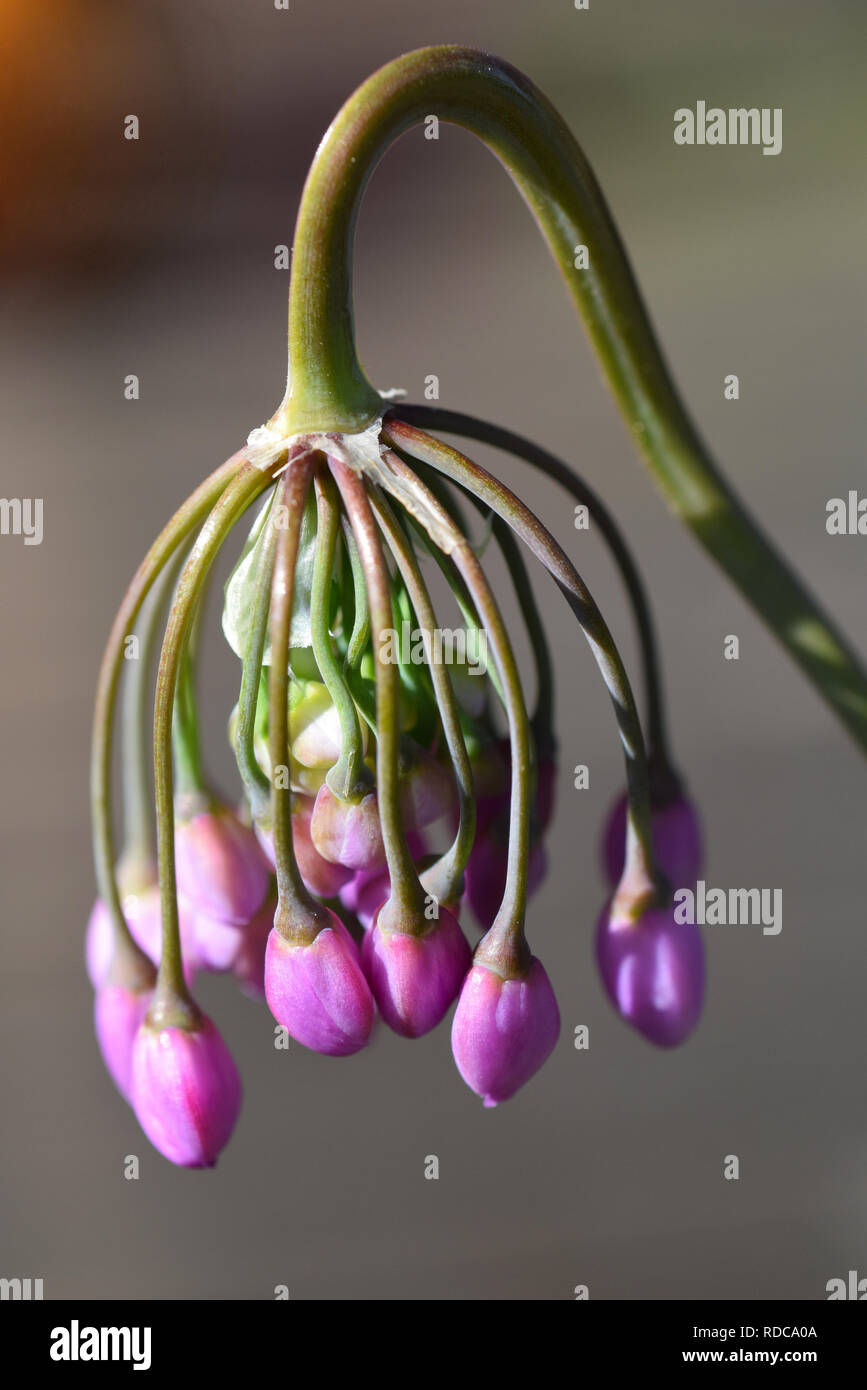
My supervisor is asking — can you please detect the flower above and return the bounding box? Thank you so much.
[602,791,702,888]
[362,905,471,1038]
[174,802,270,926]
[595,900,705,1047]
[264,910,374,1056]
[464,829,547,931]
[94,985,151,1103]
[451,953,560,1106]
[131,1011,242,1168]
[309,783,386,871]
[86,889,201,988]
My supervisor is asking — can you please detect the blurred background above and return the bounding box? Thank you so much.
[1,0,865,1299]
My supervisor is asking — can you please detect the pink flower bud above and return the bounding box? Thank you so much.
[86,890,200,988]
[131,1012,242,1168]
[464,829,547,930]
[362,905,471,1038]
[310,783,386,871]
[595,900,705,1047]
[339,832,427,930]
[451,956,561,1106]
[264,910,374,1056]
[400,747,456,830]
[254,811,353,898]
[602,791,702,889]
[231,895,276,1000]
[94,985,151,1103]
[175,803,270,926]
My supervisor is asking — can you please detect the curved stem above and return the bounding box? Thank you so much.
[374,449,536,949]
[311,468,368,800]
[340,519,370,670]
[383,420,659,915]
[275,44,867,755]
[329,459,423,916]
[151,462,274,1020]
[367,486,476,904]
[234,492,279,821]
[268,458,328,938]
[395,404,669,764]
[90,449,246,980]
[172,601,207,803]
[118,545,188,882]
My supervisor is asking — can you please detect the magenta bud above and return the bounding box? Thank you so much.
[339,831,427,930]
[86,890,200,988]
[602,791,702,889]
[400,747,456,830]
[595,900,705,1047]
[464,830,547,930]
[309,783,386,871]
[231,895,276,1000]
[264,909,374,1056]
[94,985,151,1103]
[131,1012,242,1168]
[451,956,561,1106]
[362,906,471,1038]
[175,803,270,926]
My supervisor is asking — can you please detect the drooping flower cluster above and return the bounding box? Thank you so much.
[88,409,707,1167]
[90,43,845,1171]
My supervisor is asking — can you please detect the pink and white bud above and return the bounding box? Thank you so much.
[310,783,386,871]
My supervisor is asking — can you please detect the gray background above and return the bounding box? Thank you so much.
[1,0,865,1299]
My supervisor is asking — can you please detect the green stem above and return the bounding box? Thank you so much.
[311,467,369,800]
[395,404,670,765]
[234,492,279,821]
[275,44,867,755]
[340,519,370,670]
[90,449,246,984]
[383,421,659,916]
[376,448,536,951]
[151,462,274,1022]
[268,459,328,940]
[118,546,188,882]
[367,486,476,904]
[172,603,207,802]
[329,459,423,917]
